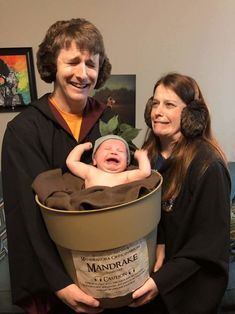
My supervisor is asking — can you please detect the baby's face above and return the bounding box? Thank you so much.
[93,139,128,173]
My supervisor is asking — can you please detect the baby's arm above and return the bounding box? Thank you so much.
[126,149,151,182]
[66,142,93,180]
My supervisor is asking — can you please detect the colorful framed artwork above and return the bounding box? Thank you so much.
[0,47,37,112]
[92,74,136,126]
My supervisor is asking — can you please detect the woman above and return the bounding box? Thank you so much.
[1,18,115,314]
[139,72,231,313]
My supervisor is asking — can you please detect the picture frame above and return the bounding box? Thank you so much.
[0,47,37,112]
[92,74,136,127]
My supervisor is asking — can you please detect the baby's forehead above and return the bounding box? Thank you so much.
[100,139,126,148]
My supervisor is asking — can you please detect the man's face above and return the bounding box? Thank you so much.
[54,41,99,113]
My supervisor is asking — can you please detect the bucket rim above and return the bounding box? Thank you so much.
[36,171,163,214]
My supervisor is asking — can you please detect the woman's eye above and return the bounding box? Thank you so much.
[151,101,159,108]
[166,102,175,108]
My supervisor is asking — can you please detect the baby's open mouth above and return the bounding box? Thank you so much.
[106,157,119,164]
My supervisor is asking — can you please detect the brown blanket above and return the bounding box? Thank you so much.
[32,168,161,211]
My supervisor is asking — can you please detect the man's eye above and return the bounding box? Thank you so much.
[86,62,96,68]
[68,62,78,65]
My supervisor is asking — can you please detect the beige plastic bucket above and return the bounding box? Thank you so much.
[36,172,162,308]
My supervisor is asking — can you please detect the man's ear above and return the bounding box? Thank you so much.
[92,159,97,166]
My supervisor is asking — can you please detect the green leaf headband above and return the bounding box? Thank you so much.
[99,115,141,144]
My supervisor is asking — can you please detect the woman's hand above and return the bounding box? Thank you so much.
[55,284,103,313]
[129,277,159,307]
[128,244,164,308]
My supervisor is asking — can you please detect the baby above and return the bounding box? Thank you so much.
[66,135,151,188]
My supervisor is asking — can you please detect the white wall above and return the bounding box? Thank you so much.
[1,0,235,167]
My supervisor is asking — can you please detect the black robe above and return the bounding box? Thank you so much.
[151,144,231,314]
[1,94,115,305]
[104,144,231,314]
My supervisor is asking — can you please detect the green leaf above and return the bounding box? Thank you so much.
[119,123,132,132]
[99,120,110,136]
[99,115,141,143]
[121,128,141,142]
[107,115,119,132]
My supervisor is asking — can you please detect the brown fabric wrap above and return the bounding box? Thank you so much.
[32,168,160,211]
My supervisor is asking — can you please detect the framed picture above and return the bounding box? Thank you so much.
[92,74,136,126]
[0,47,37,112]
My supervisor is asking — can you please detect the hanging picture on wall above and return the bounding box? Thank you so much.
[92,74,136,126]
[0,47,37,112]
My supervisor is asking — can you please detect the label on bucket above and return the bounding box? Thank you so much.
[72,238,149,298]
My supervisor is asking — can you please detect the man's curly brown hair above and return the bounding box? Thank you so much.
[36,18,111,89]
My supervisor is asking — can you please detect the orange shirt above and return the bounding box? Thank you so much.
[49,96,82,140]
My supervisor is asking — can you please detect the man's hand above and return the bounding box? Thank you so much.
[55,284,103,313]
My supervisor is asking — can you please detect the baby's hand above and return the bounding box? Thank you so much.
[134,149,148,160]
[83,142,93,151]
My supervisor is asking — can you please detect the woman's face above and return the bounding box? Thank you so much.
[150,84,186,142]
[54,41,99,113]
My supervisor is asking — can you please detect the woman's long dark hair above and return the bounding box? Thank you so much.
[143,73,227,202]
